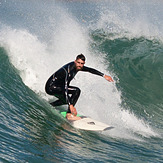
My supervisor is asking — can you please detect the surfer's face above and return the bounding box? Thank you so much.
[75,59,85,70]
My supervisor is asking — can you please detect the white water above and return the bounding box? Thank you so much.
[95,0,163,41]
[0,0,159,140]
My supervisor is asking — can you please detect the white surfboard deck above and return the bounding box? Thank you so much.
[70,116,114,131]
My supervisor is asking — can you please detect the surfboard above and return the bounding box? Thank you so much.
[60,111,114,131]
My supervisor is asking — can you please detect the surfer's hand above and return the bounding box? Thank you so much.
[69,105,77,116]
[104,75,114,82]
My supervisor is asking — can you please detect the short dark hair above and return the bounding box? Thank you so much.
[76,54,86,61]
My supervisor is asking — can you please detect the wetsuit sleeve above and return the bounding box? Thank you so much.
[82,66,104,77]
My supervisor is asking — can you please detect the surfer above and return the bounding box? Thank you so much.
[45,54,113,120]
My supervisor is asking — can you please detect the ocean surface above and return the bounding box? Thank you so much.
[0,0,163,162]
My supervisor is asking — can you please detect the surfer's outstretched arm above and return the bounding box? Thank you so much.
[82,66,114,82]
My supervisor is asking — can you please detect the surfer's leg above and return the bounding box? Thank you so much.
[66,86,80,115]
[47,85,67,107]
[68,86,81,106]
[50,100,65,107]
[50,92,68,107]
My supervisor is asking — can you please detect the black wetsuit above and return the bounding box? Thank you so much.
[45,61,104,113]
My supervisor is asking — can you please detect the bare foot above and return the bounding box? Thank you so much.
[66,113,81,121]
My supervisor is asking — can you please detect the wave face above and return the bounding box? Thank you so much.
[0,0,163,162]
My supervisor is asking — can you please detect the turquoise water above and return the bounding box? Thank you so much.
[0,0,163,162]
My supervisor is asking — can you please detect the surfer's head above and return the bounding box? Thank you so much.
[76,54,86,62]
[75,54,86,70]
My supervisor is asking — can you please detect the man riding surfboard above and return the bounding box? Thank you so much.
[45,54,113,120]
